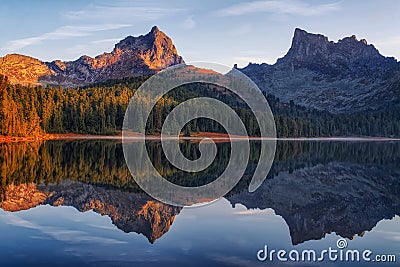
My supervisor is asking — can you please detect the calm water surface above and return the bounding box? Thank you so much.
[0,140,399,266]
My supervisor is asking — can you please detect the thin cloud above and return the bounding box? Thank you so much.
[215,0,340,17]
[3,24,131,51]
[65,38,122,57]
[1,212,127,244]
[91,38,122,44]
[65,3,183,21]
[233,209,265,215]
[1,2,184,55]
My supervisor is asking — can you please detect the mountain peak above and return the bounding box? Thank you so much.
[292,28,368,48]
[0,26,184,86]
[287,28,330,60]
[239,28,400,113]
[114,26,177,53]
[150,25,160,34]
[277,28,392,75]
[338,34,368,46]
[293,28,328,42]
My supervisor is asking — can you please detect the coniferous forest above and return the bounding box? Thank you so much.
[0,74,399,138]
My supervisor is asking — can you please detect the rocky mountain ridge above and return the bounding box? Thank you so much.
[239,28,400,113]
[278,28,397,78]
[0,26,184,86]
[1,27,399,113]
[227,162,400,245]
[0,181,181,243]
[2,160,398,246]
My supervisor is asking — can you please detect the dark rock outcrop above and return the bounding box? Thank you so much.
[227,162,400,245]
[239,28,400,113]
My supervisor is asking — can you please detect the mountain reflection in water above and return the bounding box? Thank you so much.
[0,140,399,246]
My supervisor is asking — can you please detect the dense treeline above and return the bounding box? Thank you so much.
[0,74,399,137]
[0,75,146,136]
[1,140,399,200]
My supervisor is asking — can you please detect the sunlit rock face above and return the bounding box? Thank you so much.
[0,183,50,212]
[42,181,182,244]
[0,26,184,87]
[0,181,181,244]
[239,28,400,113]
[0,54,54,85]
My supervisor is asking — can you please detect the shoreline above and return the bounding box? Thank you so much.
[1,132,400,143]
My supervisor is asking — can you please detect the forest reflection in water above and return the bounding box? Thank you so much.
[0,139,399,245]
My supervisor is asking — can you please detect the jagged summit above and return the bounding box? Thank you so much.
[151,25,160,33]
[278,28,387,71]
[239,28,400,113]
[112,25,183,71]
[292,28,330,48]
[0,182,181,244]
[291,28,371,51]
[0,26,184,86]
[115,26,165,49]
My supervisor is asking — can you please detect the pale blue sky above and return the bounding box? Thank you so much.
[0,0,398,67]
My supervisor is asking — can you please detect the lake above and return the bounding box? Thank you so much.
[0,140,399,266]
